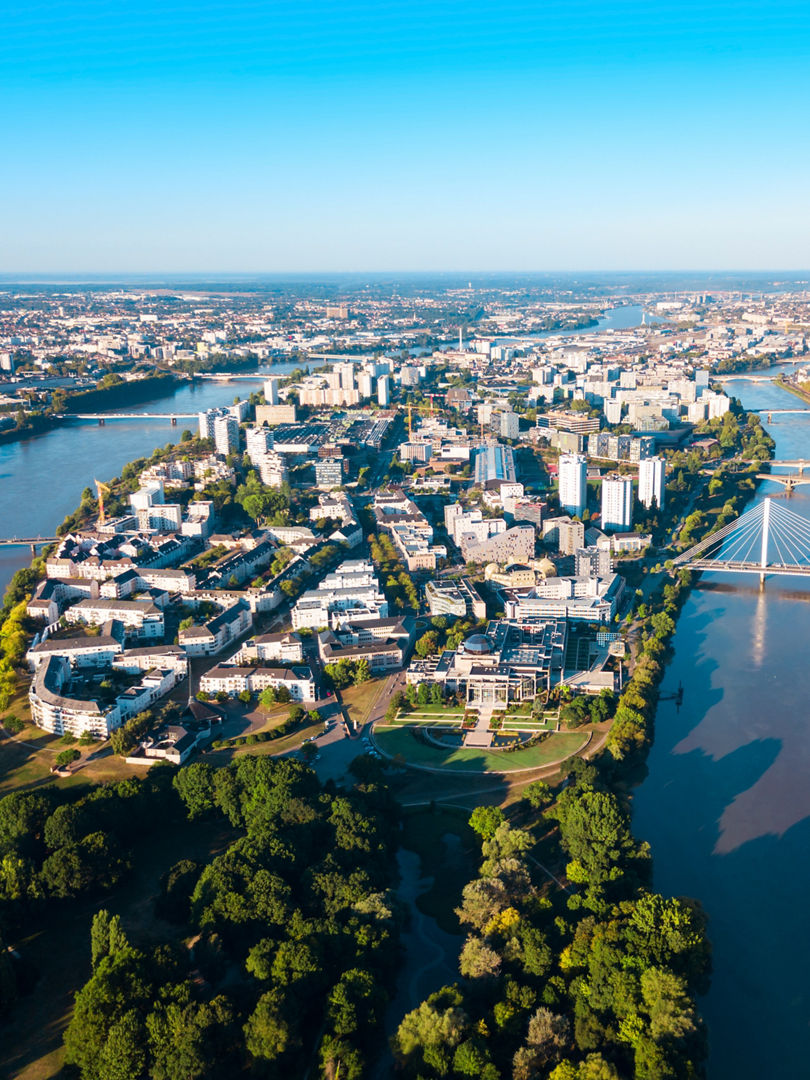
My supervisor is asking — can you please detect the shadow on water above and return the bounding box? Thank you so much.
[634,528,810,1078]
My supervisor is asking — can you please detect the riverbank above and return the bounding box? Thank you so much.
[632,375,810,1078]
[774,373,810,405]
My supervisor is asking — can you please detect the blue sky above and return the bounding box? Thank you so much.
[2,0,809,272]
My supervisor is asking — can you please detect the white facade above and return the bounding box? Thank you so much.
[638,456,666,510]
[213,414,239,456]
[601,476,633,530]
[377,376,390,406]
[558,453,587,516]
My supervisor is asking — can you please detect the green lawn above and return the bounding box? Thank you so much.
[400,704,467,715]
[340,678,388,727]
[374,725,587,773]
[500,718,557,732]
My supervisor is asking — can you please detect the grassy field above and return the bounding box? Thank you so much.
[375,725,587,773]
[500,718,557,733]
[340,678,388,728]
[400,807,477,934]
[399,704,467,716]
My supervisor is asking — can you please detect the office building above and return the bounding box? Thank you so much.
[473,444,517,487]
[255,403,297,426]
[314,455,344,489]
[499,410,520,440]
[601,475,633,530]
[638,456,666,510]
[558,453,587,516]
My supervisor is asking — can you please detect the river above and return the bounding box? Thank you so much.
[633,372,810,1079]
[0,361,305,593]
[0,304,654,595]
[2,312,807,1071]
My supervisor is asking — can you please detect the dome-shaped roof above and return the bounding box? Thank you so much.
[536,557,557,578]
[505,562,530,573]
[463,633,493,654]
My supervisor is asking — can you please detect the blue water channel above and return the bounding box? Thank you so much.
[633,373,810,1078]
[0,362,305,591]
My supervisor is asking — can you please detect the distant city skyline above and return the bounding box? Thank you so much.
[3,0,810,272]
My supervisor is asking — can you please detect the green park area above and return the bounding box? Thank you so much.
[373,724,587,773]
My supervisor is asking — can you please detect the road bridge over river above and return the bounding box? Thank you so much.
[673,497,810,583]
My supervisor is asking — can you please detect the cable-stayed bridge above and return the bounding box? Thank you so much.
[672,497,810,583]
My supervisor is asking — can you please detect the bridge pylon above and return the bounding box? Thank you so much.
[672,496,810,582]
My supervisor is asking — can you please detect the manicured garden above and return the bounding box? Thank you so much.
[373,724,587,773]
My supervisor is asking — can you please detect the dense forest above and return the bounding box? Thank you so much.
[0,757,401,1079]
[392,763,710,1080]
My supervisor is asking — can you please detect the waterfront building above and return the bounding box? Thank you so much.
[213,414,239,456]
[503,573,624,624]
[198,406,229,441]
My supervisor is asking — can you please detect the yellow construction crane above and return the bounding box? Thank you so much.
[94,479,112,526]
[406,395,442,438]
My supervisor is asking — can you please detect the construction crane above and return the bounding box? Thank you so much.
[406,396,442,438]
[94,479,112,526]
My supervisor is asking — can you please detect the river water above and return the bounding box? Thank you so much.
[0,304,651,594]
[0,361,305,592]
[633,372,810,1079]
[4,313,804,1073]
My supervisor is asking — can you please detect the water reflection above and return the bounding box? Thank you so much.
[634,381,810,1079]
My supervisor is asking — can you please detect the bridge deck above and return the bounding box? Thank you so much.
[675,560,810,576]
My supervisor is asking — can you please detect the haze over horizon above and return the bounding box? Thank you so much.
[3,0,809,273]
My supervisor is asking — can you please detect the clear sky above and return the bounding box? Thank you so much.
[2,0,809,272]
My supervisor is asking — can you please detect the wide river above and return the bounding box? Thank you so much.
[633,371,810,1078]
[0,303,649,593]
[2,314,806,1075]
[0,360,307,592]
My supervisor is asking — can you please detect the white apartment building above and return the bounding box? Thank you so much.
[213,414,240,456]
[377,376,390,406]
[707,393,732,419]
[558,453,587,517]
[246,425,271,463]
[638,456,666,510]
[601,475,633,530]
[291,559,388,629]
[257,450,289,488]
